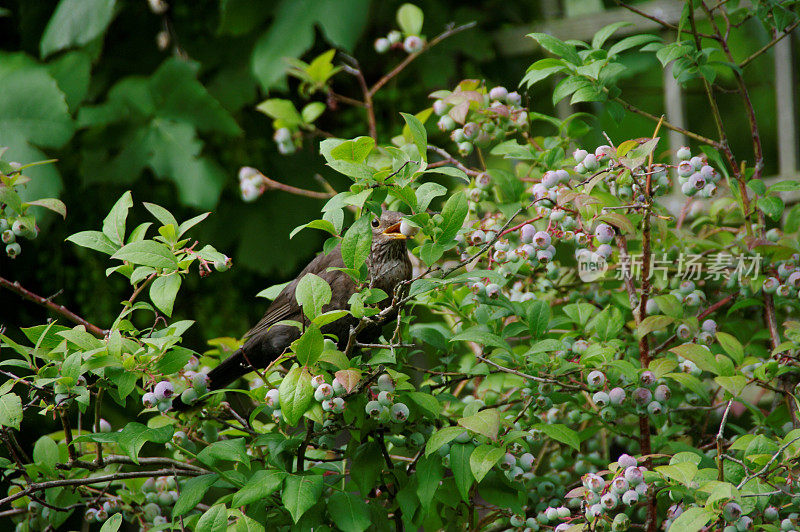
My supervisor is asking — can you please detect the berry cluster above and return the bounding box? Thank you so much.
[586,369,673,421]
[138,476,180,527]
[433,83,526,158]
[762,253,800,299]
[374,29,425,54]
[365,374,409,423]
[576,454,651,530]
[572,145,671,200]
[312,373,347,414]
[0,215,37,259]
[675,146,720,198]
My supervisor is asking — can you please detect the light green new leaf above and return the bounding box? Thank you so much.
[0,394,22,430]
[458,409,500,440]
[470,444,505,482]
[295,273,332,320]
[668,506,714,532]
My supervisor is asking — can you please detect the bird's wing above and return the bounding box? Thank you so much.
[243,246,347,340]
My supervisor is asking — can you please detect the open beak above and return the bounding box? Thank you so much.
[382,222,406,239]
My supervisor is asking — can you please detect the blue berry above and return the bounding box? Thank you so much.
[676,146,691,160]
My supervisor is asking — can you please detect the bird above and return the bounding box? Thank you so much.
[176,211,412,409]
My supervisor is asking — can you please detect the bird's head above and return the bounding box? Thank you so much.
[370,210,407,246]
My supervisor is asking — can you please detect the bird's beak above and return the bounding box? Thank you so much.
[382,222,406,239]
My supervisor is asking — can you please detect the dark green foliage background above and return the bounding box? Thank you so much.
[0,0,787,349]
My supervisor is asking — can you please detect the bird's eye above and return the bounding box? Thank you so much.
[371,218,380,228]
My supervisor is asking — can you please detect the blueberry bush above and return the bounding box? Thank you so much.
[2,2,800,531]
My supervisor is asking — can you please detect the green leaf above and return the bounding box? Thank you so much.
[174,474,219,516]
[329,136,374,163]
[654,294,682,319]
[470,444,505,483]
[400,112,427,161]
[279,366,314,426]
[99,514,123,532]
[669,506,714,532]
[665,372,709,403]
[716,332,744,365]
[416,455,443,510]
[563,303,596,326]
[592,21,633,49]
[656,461,698,484]
[769,180,800,193]
[295,273,332,320]
[40,0,117,57]
[714,375,747,397]
[396,3,424,35]
[588,306,623,341]
[437,191,467,243]
[450,443,475,500]
[100,191,133,246]
[407,391,441,418]
[196,503,228,532]
[526,300,550,339]
[757,196,784,221]
[255,98,302,126]
[33,436,59,472]
[415,182,447,212]
[533,423,580,451]
[0,65,74,150]
[143,202,178,228]
[637,315,674,337]
[301,102,326,124]
[426,426,465,456]
[77,422,172,464]
[282,474,323,523]
[607,34,661,56]
[597,212,635,234]
[340,215,373,271]
[149,274,182,317]
[24,198,66,219]
[292,326,324,366]
[197,438,249,466]
[111,241,178,270]
[66,230,118,255]
[232,470,285,507]
[670,343,719,375]
[328,491,370,532]
[526,33,581,65]
[0,394,22,430]
[451,328,510,352]
[458,408,500,440]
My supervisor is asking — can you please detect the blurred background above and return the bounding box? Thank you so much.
[0,0,796,349]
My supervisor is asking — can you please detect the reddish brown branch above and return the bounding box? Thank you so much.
[0,276,106,338]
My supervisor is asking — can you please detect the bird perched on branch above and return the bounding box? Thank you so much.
[176,211,412,409]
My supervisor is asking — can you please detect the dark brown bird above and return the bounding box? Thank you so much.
[184,211,412,405]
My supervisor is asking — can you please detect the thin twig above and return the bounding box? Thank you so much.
[0,277,106,338]
[369,22,477,96]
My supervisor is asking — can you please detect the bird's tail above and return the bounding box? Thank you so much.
[172,348,253,411]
